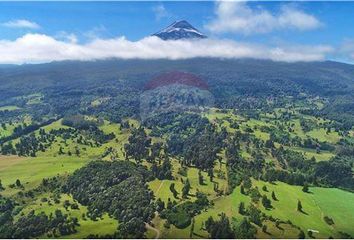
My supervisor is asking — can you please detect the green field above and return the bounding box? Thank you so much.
[0,155,91,197]
[151,180,354,239]
[0,105,21,111]
[290,147,335,162]
[252,181,354,238]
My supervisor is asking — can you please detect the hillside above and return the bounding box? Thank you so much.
[0,58,353,239]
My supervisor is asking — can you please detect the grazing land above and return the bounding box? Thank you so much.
[0,59,353,238]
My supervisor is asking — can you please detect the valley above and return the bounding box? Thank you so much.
[1,92,353,238]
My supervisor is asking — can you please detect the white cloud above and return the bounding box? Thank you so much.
[152,4,169,21]
[55,31,78,44]
[2,19,40,29]
[340,39,354,60]
[84,25,109,40]
[0,33,333,64]
[205,2,321,35]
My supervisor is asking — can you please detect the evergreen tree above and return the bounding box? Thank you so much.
[198,170,204,185]
[248,204,262,226]
[297,200,303,212]
[58,146,64,155]
[124,127,151,163]
[234,217,256,239]
[182,178,191,198]
[156,198,165,212]
[238,202,245,215]
[16,179,22,187]
[302,183,309,193]
[243,178,252,189]
[75,148,80,156]
[240,185,245,195]
[205,213,234,238]
[261,195,272,209]
[151,162,158,176]
[271,191,277,201]
[169,183,178,199]
[208,168,214,182]
[298,230,306,239]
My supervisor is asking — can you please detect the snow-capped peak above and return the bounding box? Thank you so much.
[152,20,207,40]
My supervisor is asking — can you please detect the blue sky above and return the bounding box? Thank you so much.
[0,1,353,64]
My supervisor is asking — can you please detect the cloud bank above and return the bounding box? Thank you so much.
[206,2,321,34]
[0,33,333,64]
[2,19,40,29]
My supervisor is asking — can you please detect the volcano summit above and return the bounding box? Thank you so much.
[152,20,207,40]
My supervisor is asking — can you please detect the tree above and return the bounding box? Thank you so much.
[159,157,172,179]
[249,187,261,203]
[152,157,173,180]
[302,183,309,193]
[262,185,268,192]
[240,185,245,195]
[238,202,245,215]
[298,230,305,239]
[243,178,252,189]
[262,224,267,233]
[261,195,272,209]
[248,204,262,226]
[58,146,64,155]
[124,127,151,163]
[195,191,209,207]
[234,217,256,239]
[156,198,165,212]
[150,142,162,162]
[182,178,191,198]
[205,213,234,238]
[265,139,275,148]
[75,147,80,156]
[151,162,158,177]
[271,191,277,201]
[208,168,214,182]
[297,200,303,212]
[198,170,204,185]
[167,198,173,210]
[0,179,4,191]
[16,179,22,187]
[169,183,178,199]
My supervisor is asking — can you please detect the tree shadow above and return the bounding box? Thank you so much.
[193,233,205,238]
[299,209,308,215]
[276,224,284,231]
[263,230,271,235]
